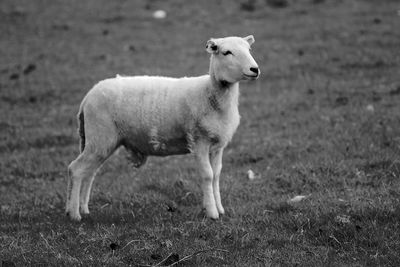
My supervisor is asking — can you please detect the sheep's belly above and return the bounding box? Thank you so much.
[148,135,191,156]
[124,134,192,157]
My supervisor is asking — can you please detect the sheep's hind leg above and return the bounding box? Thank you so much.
[78,142,118,216]
[66,151,105,221]
[210,148,225,215]
[196,141,219,219]
[79,167,100,215]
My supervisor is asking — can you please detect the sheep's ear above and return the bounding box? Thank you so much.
[206,39,218,54]
[243,35,255,46]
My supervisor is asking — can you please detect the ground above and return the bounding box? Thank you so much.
[1,0,400,266]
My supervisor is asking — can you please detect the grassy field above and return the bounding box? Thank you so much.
[1,0,400,265]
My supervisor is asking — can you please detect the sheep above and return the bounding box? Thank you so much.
[65,35,260,221]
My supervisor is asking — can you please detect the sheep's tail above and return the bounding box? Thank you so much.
[78,107,85,153]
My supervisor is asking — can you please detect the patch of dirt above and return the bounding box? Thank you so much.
[227,153,264,166]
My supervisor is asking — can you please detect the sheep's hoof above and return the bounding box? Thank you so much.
[70,214,82,221]
[205,208,220,220]
[217,206,225,215]
[66,211,82,221]
[209,215,219,220]
[80,206,90,215]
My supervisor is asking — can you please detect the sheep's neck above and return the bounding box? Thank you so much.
[215,78,231,89]
[208,71,239,112]
[211,76,235,90]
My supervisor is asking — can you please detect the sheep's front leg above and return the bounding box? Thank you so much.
[210,148,224,215]
[196,141,219,219]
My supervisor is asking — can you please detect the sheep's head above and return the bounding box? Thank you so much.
[206,35,260,84]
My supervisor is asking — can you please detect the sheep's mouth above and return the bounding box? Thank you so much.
[243,74,259,80]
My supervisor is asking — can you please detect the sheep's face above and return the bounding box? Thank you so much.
[206,35,260,84]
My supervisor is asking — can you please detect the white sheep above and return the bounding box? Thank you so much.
[66,35,260,221]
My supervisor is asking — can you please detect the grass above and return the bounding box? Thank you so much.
[1,0,400,265]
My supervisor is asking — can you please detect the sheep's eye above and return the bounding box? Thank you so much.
[222,50,233,56]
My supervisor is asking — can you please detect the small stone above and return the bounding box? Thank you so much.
[153,10,167,19]
[247,169,255,180]
[288,195,310,203]
[366,104,374,112]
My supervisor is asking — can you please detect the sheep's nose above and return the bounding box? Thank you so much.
[250,67,259,75]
